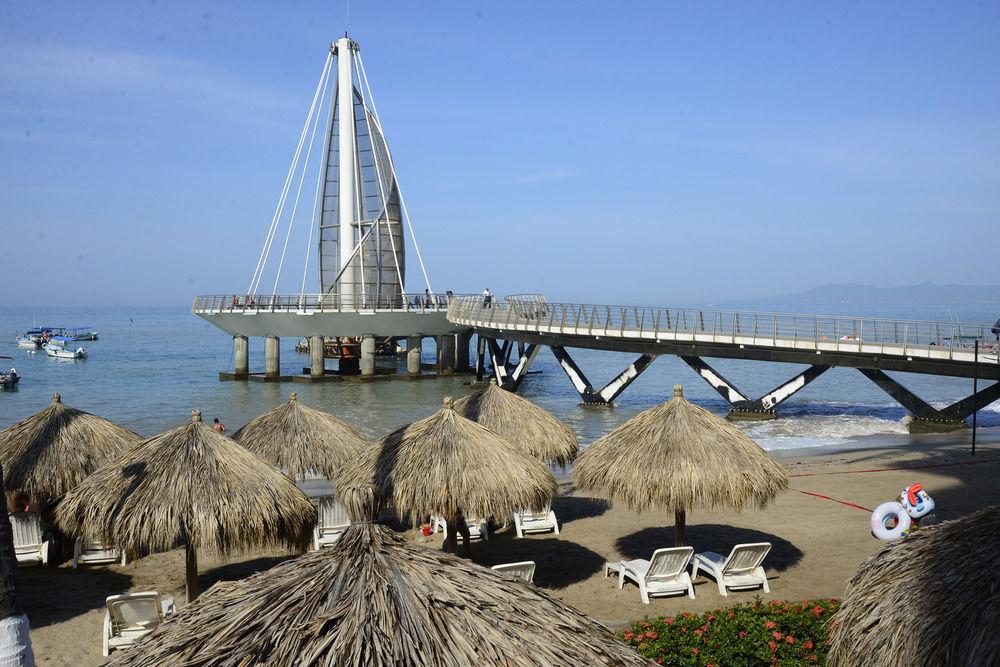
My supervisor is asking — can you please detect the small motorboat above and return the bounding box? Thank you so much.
[16,336,40,349]
[66,327,99,341]
[0,357,18,390]
[44,343,87,360]
[47,335,73,348]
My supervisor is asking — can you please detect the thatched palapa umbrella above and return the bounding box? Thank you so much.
[453,380,579,467]
[829,506,1000,665]
[232,392,367,479]
[107,485,654,667]
[338,397,557,554]
[0,393,141,505]
[55,410,315,602]
[574,385,788,546]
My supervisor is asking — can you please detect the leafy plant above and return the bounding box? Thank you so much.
[621,597,840,666]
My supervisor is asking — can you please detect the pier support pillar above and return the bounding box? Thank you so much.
[475,336,487,383]
[859,369,1000,433]
[309,335,325,378]
[681,356,829,421]
[360,335,376,376]
[233,335,249,376]
[438,335,456,375]
[407,335,422,375]
[550,345,656,405]
[455,331,472,372]
[264,336,280,378]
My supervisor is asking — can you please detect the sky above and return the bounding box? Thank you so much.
[1,1,998,307]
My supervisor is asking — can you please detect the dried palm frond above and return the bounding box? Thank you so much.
[454,380,578,467]
[232,392,367,479]
[0,393,141,503]
[829,506,1000,666]
[337,397,557,524]
[108,485,654,667]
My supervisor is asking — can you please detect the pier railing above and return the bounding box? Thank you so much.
[193,293,468,314]
[448,296,1000,364]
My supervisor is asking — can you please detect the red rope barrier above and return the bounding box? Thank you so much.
[792,489,872,513]
[788,455,1000,479]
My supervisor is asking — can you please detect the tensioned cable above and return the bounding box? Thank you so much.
[300,60,339,305]
[357,53,434,295]
[272,58,333,296]
[358,87,405,297]
[249,52,333,295]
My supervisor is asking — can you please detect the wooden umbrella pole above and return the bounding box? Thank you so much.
[185,541,199,602]
[674,509,686,547]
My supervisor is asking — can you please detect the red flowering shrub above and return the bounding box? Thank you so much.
[621,597,840,666]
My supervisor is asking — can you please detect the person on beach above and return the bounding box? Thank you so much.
[213,418,227,433]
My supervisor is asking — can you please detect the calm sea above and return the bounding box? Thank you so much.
[1,303,998,453]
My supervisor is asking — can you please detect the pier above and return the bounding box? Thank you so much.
[448,295,1000,433]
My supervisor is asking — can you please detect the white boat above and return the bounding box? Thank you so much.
[16,337,39,349]
[44,343,87,360]
[0,356,18,390]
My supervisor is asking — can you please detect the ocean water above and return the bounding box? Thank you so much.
[1,304,998,452]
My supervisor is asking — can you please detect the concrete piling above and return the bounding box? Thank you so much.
[407,335,422,374]
[310,335,325,378]
[438,334,455,375]
[264,335,280,377]
[361,335,376,376]
[455,332,471,372]
[233,335,249,376]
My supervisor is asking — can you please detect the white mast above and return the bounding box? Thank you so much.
[336,36,357,305]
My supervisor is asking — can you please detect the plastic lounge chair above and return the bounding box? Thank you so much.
[491,561,536,583]
[9,513,49,566]
[102,591,175,656]
[73,537,126,568]
[691,542,771,596]
[431,514,489,541]
[607,547,694,604]
[313,496,351,549]
[512,505,559,538]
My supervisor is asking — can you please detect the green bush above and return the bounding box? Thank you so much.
[621,598,840,666]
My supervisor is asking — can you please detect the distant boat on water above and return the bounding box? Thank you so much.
[66,326,99,341]
[44,343,87,360]
[0,356,19,390]
[14,326,98,348]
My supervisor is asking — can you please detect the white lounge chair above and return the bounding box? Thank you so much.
[313,496,351,549]
[9,513,48,566]
[73,537,126,568]
[431,514,489,541]
[691,542,771,596]
[605,547,694,604]
[491,561,536,583]
[512,505,559,538]
[102,591,175,656]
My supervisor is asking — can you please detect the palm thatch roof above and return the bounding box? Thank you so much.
[453,380,578,467]
[55,410,315,601]
[0,393,141,503]
[829,506,1000,665]
[232,392,367,480]
[107,485,654,667]
[337,397,557,525]
[573,385,788,544]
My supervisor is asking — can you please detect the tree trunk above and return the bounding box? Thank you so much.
[185,541,199,603]
[674,509,686,547]
[0,464,35,666]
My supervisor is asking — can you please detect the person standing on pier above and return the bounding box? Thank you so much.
[482,287,493,308]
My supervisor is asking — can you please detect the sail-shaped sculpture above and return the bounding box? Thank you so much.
[319,37,405,307]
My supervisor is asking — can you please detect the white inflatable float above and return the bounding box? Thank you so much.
[870,483,935,541]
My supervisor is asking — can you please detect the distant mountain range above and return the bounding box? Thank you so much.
[737,283,1000,306]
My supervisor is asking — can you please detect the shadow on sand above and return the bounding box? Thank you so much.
[471,534,605,589]
[19,565,132,629]
[552,495,611,525]
[615,524,804,572]
[198,554,297,592]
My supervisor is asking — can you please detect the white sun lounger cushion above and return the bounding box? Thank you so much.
[491,561,536,584]
[691,542,771,596]
[613,546,695,604]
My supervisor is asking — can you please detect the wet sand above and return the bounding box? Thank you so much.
[22,436,1000,665]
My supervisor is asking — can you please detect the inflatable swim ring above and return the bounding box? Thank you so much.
[900,483,935,519]
[871,501,912,541]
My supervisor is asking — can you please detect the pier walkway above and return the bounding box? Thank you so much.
[447,295,1000,431]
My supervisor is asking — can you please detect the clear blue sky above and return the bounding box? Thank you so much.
[2,1,998,307]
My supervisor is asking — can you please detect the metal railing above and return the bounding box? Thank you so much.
[192,293,469,314]
[448,296,1000,363]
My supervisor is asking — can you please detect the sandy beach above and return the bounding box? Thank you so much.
[21,436,1000,665]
